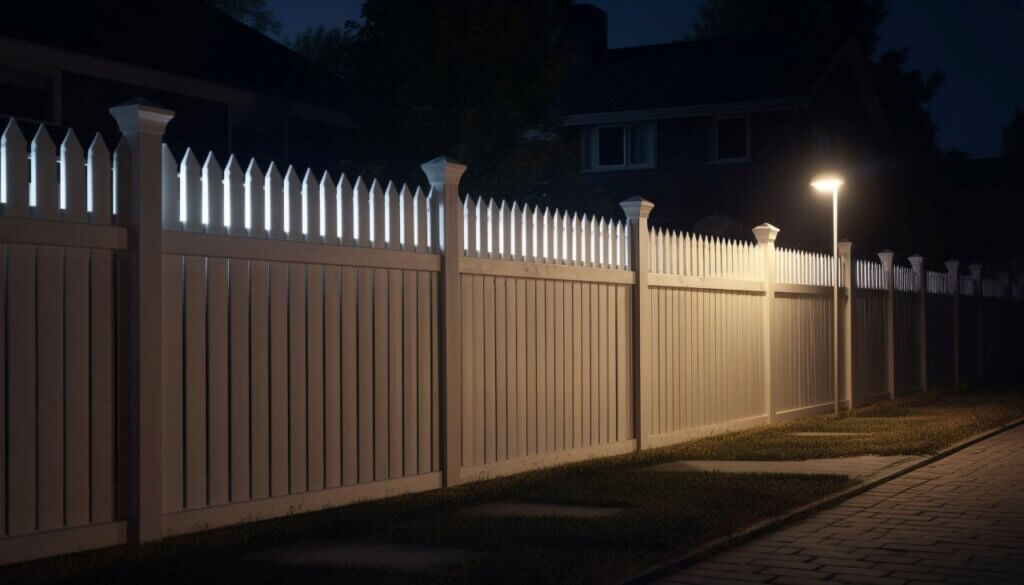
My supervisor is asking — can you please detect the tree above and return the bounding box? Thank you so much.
[290,0,608,214]
[206,0,283,36]
[1002,107,1023,161]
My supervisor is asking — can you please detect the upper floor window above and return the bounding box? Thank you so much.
[0,63,58,124]
[582,122,655,170]
[713,116,750,162]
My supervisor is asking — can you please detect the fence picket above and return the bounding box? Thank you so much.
[371,179,385,249]
[304,169,319,242]
[402,185,414,251]
[246,160,266,238]
[31,125,58,219]
[284,166,302,241]
[386,181,400,250]
[226,156,245,236]
[61,130,87,222]
[339,174,353,246]
[322,171,338,245]
[414,187,427,253]
[1,119,29,216]
[204,153,224,235]
[89,135,112,225]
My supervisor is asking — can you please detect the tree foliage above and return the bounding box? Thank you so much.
[206,0,283,36]
[291,0,604,212]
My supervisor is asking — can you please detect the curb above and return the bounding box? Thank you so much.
[624,415,1024,584]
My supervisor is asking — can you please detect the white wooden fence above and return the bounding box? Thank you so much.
[1,105,1021,564]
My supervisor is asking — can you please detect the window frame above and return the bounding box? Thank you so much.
[582,122,656,172]
[710,115,751,164]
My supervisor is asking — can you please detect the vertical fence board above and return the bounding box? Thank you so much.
[483,276,496,462]
[373,268,389,479]
[417,271,432,473]
[207,258,230,506]
[268,262,288,497]
[8,245,36,535]
[36,246,64,531]
[90,249,115,522]
[184,256,207,509]
[288,264,308,492]
[250,261,270,500]
[341,267,359,485]
[324,266,342,488]
[229,259,251,502]
[357,267,374,482]
[64,248,90,525]
[306,265,325,490]
[388,269,403,478]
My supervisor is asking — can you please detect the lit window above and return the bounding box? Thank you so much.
[714,117,749,162]
[583,123,655,170]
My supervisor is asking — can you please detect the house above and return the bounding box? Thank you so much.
[563,5,890,249]
[0,0,353,172]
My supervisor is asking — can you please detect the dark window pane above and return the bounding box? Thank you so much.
[0,65,54,122]
[717,118,747,159]
[630,124,654,165]
[598,126,624,166]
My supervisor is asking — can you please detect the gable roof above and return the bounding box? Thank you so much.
[561,30,847,121]
[1,0,316,102]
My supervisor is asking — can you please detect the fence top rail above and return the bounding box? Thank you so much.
[162,145,438,254]
[462,194,629,270]
[647,227,763,280]
[1,119,125,227]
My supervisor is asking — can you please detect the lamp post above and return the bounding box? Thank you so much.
[811,174,844,414]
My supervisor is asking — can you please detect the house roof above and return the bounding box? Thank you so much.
[2,0,316,103]
[561,31,845,119]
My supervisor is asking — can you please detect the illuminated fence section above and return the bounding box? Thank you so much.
[926,271,952,294]
[856,260,886,290]
[3,108,1023,566]
[163,146,438,250]
[0,121,125,551]
[647,228,762,279]
[462,195,629,269]
[776,248,835,286]
[894,265,917,292]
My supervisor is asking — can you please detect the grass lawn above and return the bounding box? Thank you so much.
[5,383,1022,585]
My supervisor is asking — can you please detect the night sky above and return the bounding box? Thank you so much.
[267,0,1024,158]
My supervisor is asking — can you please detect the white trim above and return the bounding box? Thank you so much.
[582,122,657,172]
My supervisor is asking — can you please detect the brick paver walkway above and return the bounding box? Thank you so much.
[655,424,1024,585]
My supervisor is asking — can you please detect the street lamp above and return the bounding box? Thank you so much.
[811,173,843,415]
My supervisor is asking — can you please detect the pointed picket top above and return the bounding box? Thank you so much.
[509,201,521,260]
[320,170,338,244]
[382,180,399,249]
[60,128,87,222]
[370,178,385,248]
[265,161,284,239]
[31,124,58,219]
[497,199,509,259]
[302,168,319,242]
[282,165,302,241]
[225,155,245,236]
[179,147,202,231]
[466,194,479,257]
[158,143,179,229]
[413,185,427,252]
[353,175,369,246]
[399,183,413,250]
[89,133,112,225]
[338,173,354,246]
[1,118,29,216]
[203,151,225,234]
[244,158,266,237]
[427,185,440,251]
[484,197,496,258]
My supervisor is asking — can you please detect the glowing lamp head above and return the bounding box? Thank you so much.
[810,174,844,194]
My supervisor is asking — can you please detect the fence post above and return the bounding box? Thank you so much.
[620,197,654,450]
[752,223,780,422]
[878,251,896,400]
[421,156,467,487]
[908,254,927,391]
[838,240,854,409]
[946,259,960,385]
[109,100,174,543]
[969,263,983,381]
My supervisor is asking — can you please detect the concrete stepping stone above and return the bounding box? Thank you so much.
[789,432,875,437]
[253,541,477,569]
[461,501,622,518]
[649,455,922,481]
